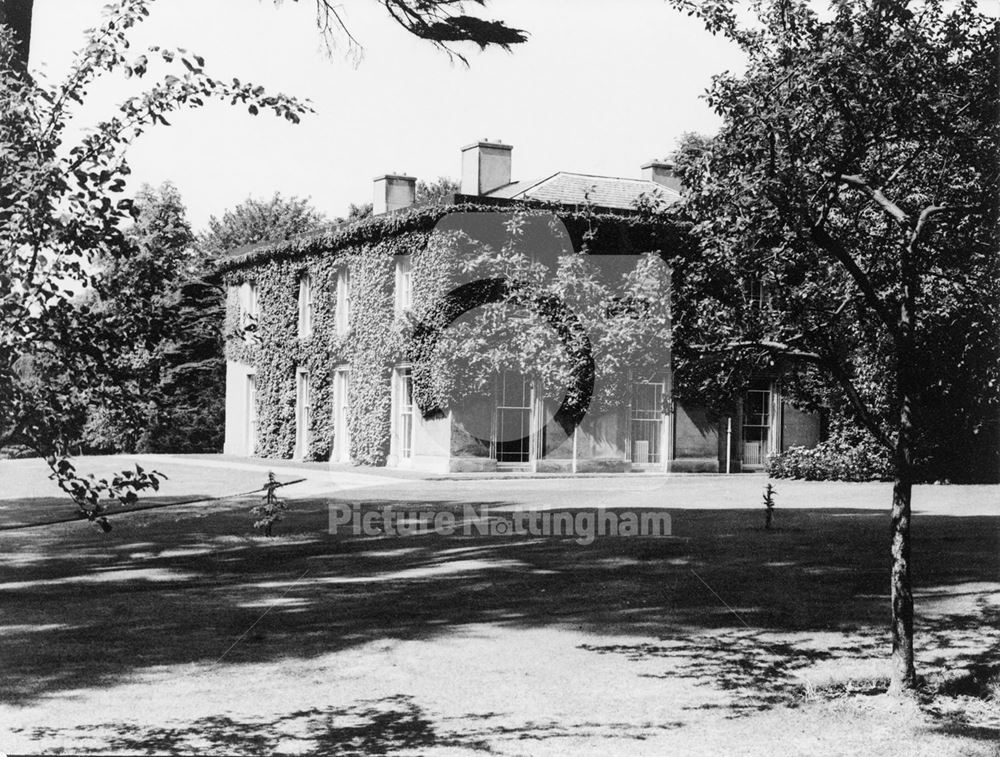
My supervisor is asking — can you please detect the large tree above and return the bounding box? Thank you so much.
[667,0,998,693]
[83,182,229,455]
[198,193,329,256]
[0,1,310,519]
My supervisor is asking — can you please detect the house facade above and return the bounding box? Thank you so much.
[219,141,820,473]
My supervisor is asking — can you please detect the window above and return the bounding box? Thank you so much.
[335,268,350,335]
[746,277,766,309]
[394,255,413,312]
[742,381,772,466]
[495,371,532,465]
[239,281,258,340]
[246,373,257,457]
[332,367,351,463]
[298,273,313,338]
[630,379,665,465]
[395,366,414,460]
[295,369,311,459]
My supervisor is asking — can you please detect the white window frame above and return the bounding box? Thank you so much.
[392,365,415,463]
[628,376,667,469]
[239,281,259,341]
[246,372,257,457]
[298,273,313,338]
[335,268,350,335]
[394,255,413,313]
[331,366,351,463]
[295,368,311,459]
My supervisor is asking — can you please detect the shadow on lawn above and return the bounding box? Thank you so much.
[16,693,683,755]
[0,495,997,737]
[19,694,448,756]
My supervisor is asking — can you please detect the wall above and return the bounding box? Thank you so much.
[217,204,687,467]
[671,401,720,472]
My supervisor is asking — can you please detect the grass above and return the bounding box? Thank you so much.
[0,457,997,755]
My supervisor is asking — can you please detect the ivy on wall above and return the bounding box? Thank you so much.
[220,203,689,464]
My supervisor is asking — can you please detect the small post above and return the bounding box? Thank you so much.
[571,427,578,474]
[726,417,732,474]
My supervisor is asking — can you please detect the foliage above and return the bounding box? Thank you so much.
[220,203,685,464]
[250,471,286,536]
[416,176,460,206]
[0,0,309,520]
[48,457,166,531]
[762,482,775,530]
[81,182,204,452]
[199,193,329,256]
[334,202,373,225]
[667,0,999,480]
[303,0,528,64]
[665,0,998,691]
[766,435,893,482]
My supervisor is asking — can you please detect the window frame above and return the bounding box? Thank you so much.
[295,368,312,459]
[298,273,313,338]
[335,268,351,335]
[394,255,413,313]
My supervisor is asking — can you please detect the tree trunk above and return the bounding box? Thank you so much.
[0,0,33,71]
[889,471,916,693]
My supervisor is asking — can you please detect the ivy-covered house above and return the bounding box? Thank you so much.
[218,141,820,473]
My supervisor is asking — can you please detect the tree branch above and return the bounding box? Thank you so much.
[830,173,911,227]
[809,224,902,343]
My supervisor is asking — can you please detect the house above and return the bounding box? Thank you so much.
[218,141,821,473]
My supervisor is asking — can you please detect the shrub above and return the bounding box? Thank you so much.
[766,436,892,482]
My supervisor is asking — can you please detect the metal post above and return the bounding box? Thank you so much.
[726,417,732,474]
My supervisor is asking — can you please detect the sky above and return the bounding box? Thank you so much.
[28,0,747,230]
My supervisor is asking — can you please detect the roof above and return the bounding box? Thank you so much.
[486,172,682,210]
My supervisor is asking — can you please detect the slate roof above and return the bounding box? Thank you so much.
[486,172,682,210]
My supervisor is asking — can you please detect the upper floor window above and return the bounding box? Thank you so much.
[394,255,413,313]
[298,273,313,338]
[335,268,350,335]
[238,281,258,341]
[746,277,767,310]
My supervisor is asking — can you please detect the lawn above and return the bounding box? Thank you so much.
[0,456,997,755]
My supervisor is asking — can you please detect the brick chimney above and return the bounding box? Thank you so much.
[461,141,512,196]
[641,160,682,194]
[373,174,416,215]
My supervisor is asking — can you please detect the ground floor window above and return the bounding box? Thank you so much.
[495,371,532,465]
[742,380,772,466]
[395,366,414,460]
[631,379,665,465]
[295,368,311,459]
[246,373,257,457]
[332,367,350,463]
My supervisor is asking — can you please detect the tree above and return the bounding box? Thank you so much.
[0,0,526,71]
[83,182,227,454]
[198,193,329,255]
[416,176,460,206]
[666,0,998,693]
[0,0,30,71]
[0,1,310,518]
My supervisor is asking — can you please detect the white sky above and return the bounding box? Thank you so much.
[29,0,746,230]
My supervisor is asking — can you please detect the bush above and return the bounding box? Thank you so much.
[766,436,892,482]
